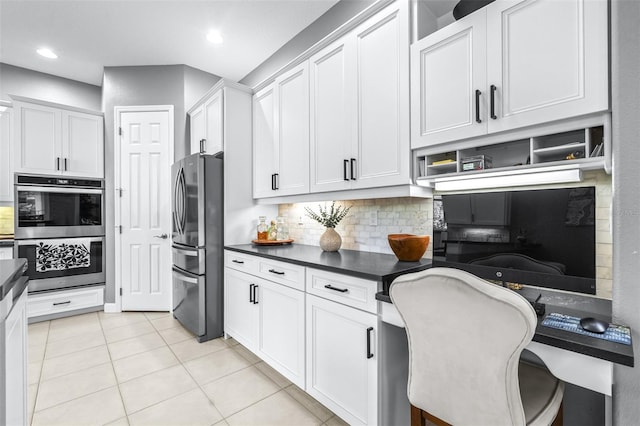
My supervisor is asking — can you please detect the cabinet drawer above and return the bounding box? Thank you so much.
[224,250,259,274]
[258,258,305,292]
[306,268,379,314]
[27,287,104,318]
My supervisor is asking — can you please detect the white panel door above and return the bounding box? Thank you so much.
[224,268,258,352]
[309,39,354,193]
[486,0,609,132]
[306,294,378,426]
[410,10,487,148]
[353,1,410,188]
[257,277,305,388]
[62,111,104,178]
[252,85,277,198]
[190,105,205,155]
[204,90,224,155]
[275,63,310,196]
[0,106,13,202]
[119,109,172,311]
[13,102,61,174]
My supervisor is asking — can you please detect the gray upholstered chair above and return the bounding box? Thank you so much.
[390,267,564,426]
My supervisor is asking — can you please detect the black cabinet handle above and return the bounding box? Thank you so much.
[350,158,356,180]
[268,269,285,275]
[64,158,68,171]
[490,85,497,120]
[200,139,207,153]
[274,173,279,190]
[53,300,71,306]
[56,157,60,171]
[324,284,348,293]
[232,259,244,264]
[366,327,374,359]
[271,174,276,190]
[475,89,482,123]
[343,159,349,181]
[252,284,259,304]
[249,283,255,303]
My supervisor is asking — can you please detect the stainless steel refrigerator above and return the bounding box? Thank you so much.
[171,152,223,342]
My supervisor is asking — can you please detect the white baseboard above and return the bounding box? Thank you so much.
[103,303,121,313]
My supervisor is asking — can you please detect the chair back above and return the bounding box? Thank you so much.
[389,267,537,426]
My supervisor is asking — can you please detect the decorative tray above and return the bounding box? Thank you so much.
[251,239,294,246]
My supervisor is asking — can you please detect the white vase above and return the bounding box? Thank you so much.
[319,227,342,252]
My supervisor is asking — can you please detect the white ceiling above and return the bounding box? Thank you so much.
[0,0,343,86]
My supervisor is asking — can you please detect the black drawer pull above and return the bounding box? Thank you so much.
[350,158,356,180]
[268,269,285,275]
[343,159,349,181]
[475,89,482,123]
[490,84,497,120]
[324,284,348,293]
[249,283,255,303]
[232,259,244,264]
[366,327,374,359]
[252,284,259,304]
[53,300,71,306]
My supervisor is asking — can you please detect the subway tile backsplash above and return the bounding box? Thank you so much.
[278,170,612,299]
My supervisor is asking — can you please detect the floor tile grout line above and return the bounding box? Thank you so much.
[100,310,132,426]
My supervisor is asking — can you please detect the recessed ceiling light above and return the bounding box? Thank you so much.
[206,31,223,44]
[37,48,58,59]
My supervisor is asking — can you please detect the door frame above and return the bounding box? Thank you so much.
[111,105,174,312]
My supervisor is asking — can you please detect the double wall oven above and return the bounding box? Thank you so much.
[14,174,105,293]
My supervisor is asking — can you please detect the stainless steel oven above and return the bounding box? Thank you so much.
[14,174,104,239]
[14,236,105,292]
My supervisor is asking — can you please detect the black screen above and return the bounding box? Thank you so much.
[432,187,596,295]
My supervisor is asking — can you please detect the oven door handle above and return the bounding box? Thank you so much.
[15,236,104,245]
[16,186,104,195]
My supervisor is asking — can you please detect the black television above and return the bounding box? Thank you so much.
[432,187,596,295]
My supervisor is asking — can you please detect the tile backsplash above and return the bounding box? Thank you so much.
[278,170,613,299]
[0,206,14,235]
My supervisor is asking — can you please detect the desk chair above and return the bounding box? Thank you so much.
[390,267,564,426]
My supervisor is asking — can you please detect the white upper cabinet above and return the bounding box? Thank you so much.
[411,10,488,146]
[411,0,609,149]
[253,63,310,198]
[189,89,224,155]
[0,105,13,202]
[13,100,104,178]
[310,0,410,193]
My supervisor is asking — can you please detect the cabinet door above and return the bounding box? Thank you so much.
[309,39,354,193]
[0,106,13,202]
[252,84,278,198]
[256,277,305,388]
[306,294,377,426]
[190,105,206,155]
[410,10,487,148]
[224,268,258,352]
[204,90,224,155]
[3,289,28,426]
[486,0,608,133]
[62,111,104,178]
[352,1,410,189]
[275,63,310,196]
[13,102,61,175]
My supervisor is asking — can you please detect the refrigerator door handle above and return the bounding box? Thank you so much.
[172,267,200,284]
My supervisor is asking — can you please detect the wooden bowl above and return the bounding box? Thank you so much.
[388,234,430,262]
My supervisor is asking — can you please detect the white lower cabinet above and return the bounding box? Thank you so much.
[306,293,378,426]
[2,287,28,426]
[224,257,305,388]
[0,247,12,260]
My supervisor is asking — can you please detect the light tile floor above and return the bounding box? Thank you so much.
[27,311,349,426]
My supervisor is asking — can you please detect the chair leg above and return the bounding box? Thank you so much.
[410,404,451,426]
[551,401,564,426]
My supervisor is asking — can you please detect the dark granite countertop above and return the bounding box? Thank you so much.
[0,258,28,303]
[224,244,432,286]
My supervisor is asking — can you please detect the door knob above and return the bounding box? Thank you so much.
[154,233,168,239]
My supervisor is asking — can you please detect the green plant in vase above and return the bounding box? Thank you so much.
[305,202,351,252]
